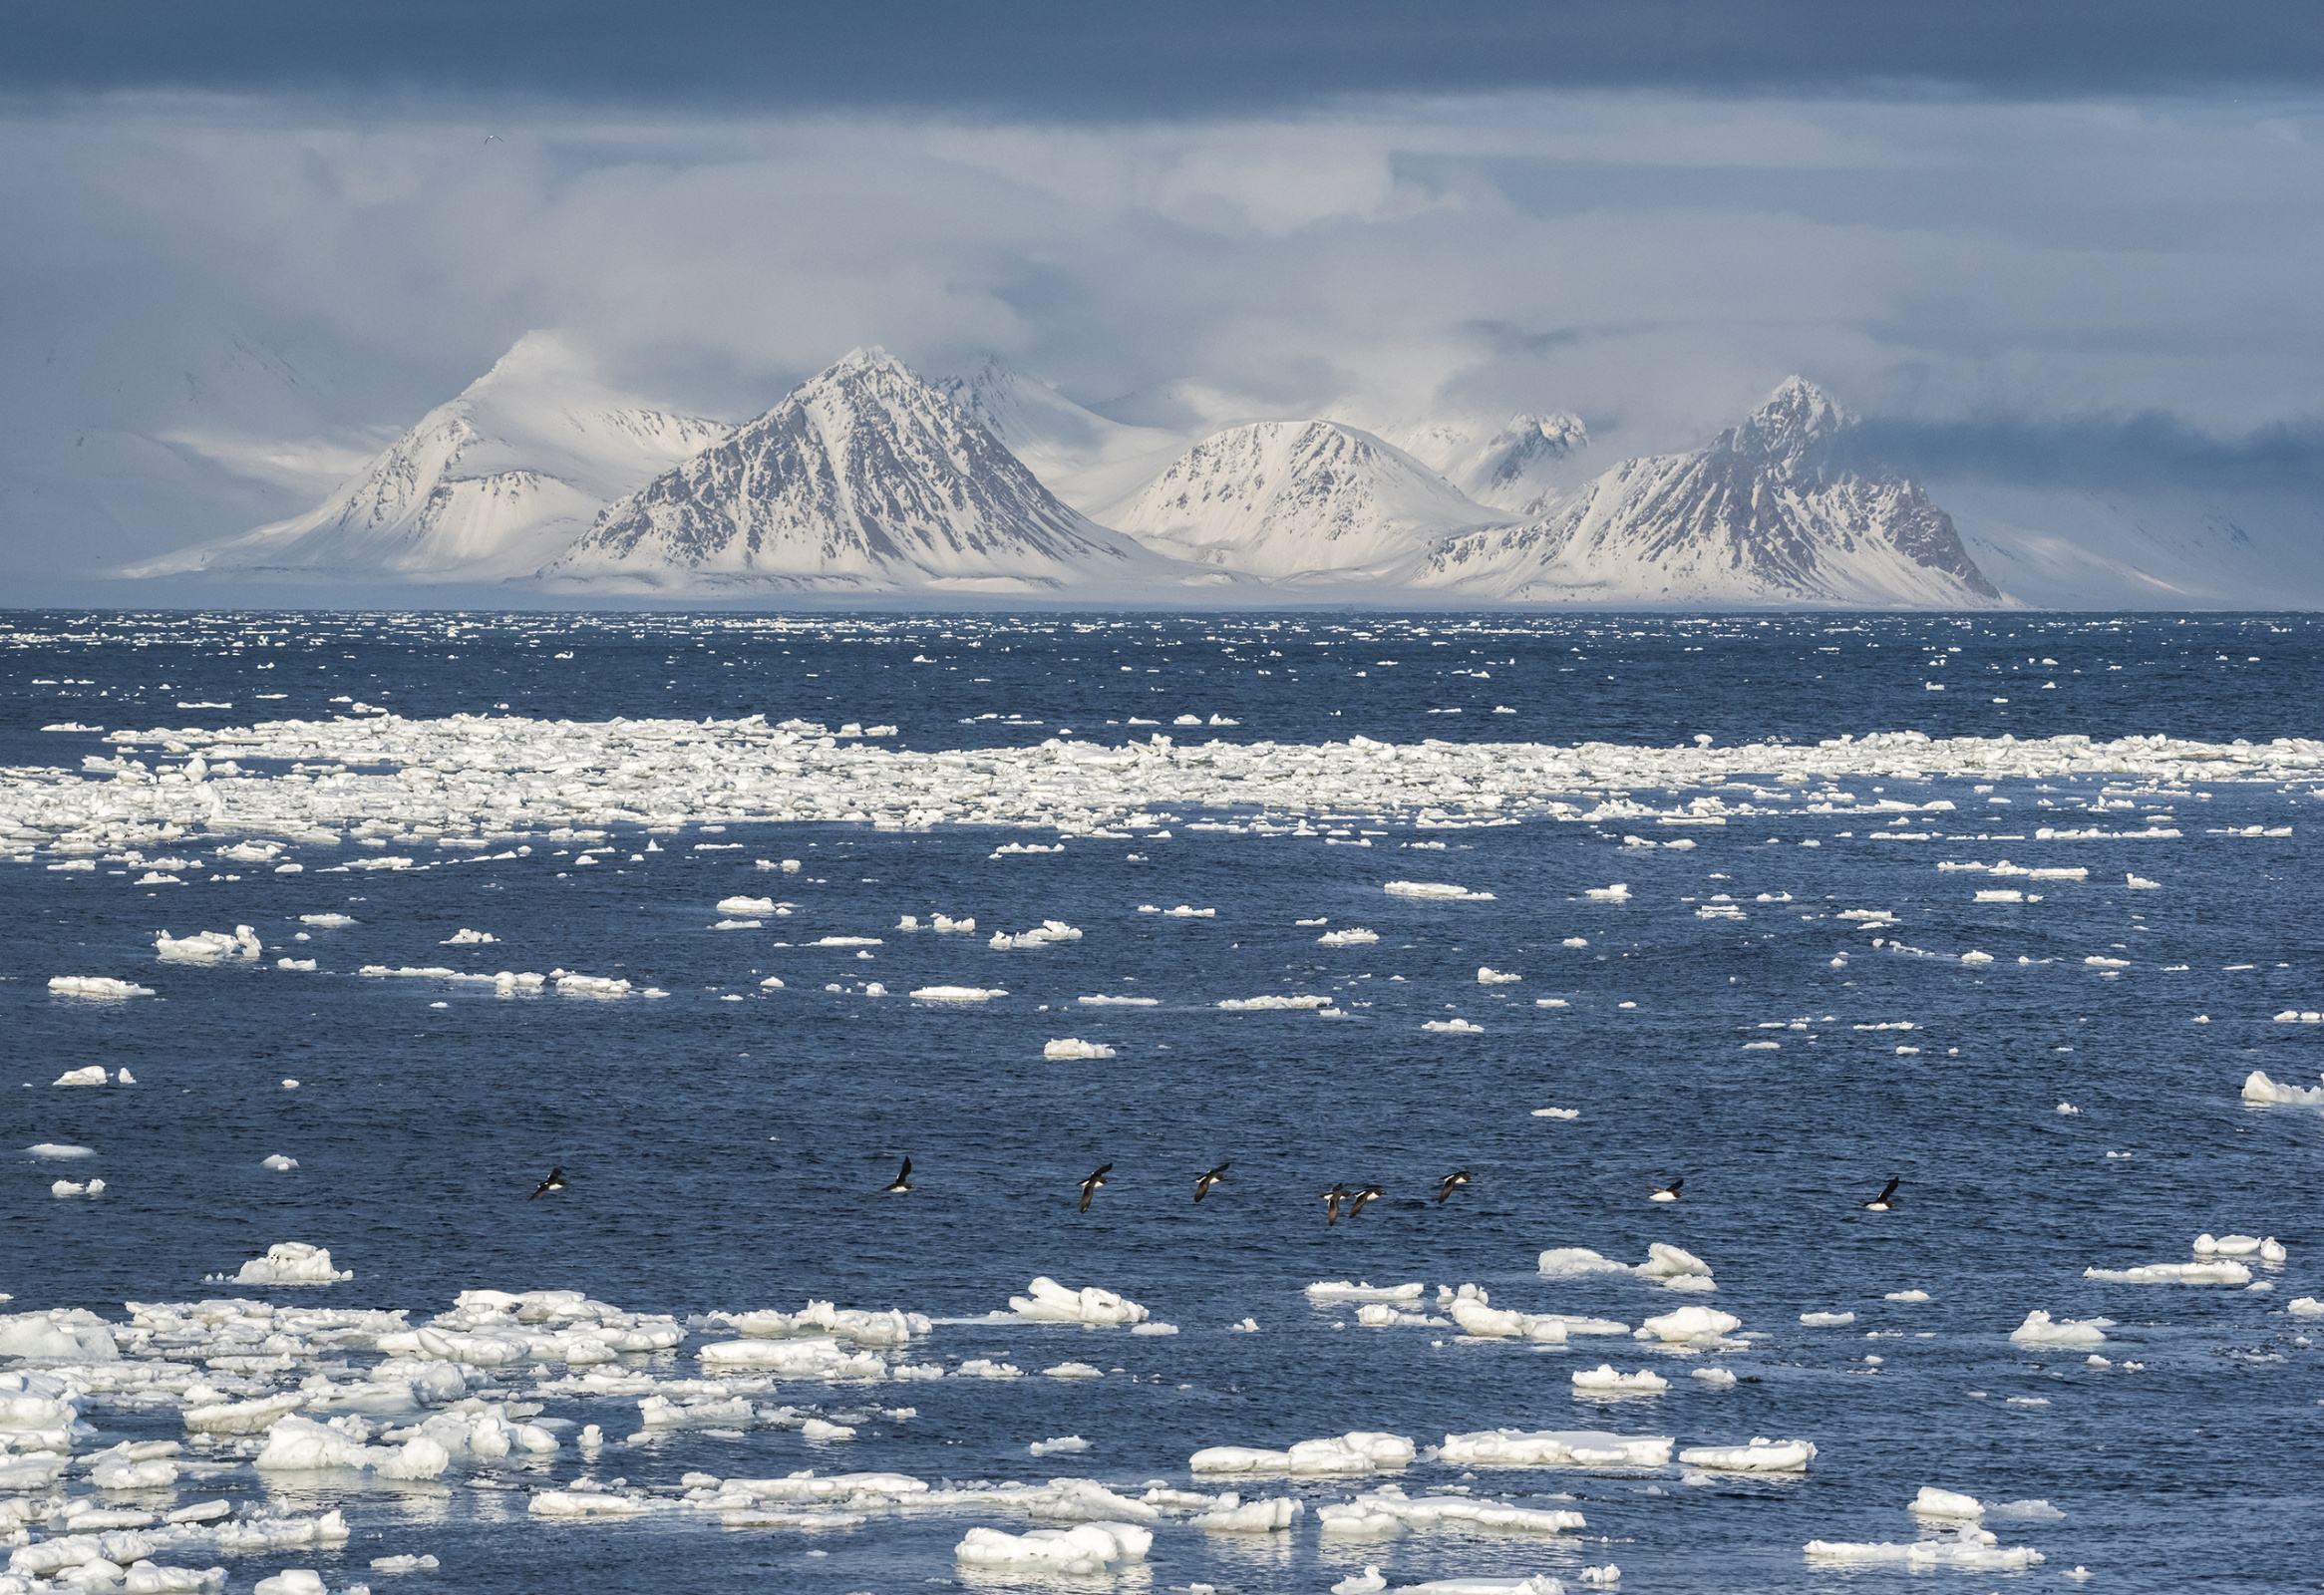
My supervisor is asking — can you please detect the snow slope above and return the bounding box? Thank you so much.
[544,349,1222,596]
[1937,480,2324,609]
[936,358,1188,515]
[1409,379,2013,608]
[128,332,727,583]
[1369,411,1592,513]
[1108,420,1510,583]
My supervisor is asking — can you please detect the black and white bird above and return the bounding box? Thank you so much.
[1077,1163,1113,1213]
[881,1157,912,1194]
[1649,1176,1684,1203]
[1436,1170,1473,1204]
[527,1167,567,1201]
[1321,1183,1352,1225]
[1193,1162,1229,1202]
[1347,1184,1385,1220]
[1863,1176,1899,1212]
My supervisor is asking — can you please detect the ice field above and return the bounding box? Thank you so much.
[4,609,2322,1595]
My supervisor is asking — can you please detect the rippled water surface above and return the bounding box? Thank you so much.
[5,609,2322,1595]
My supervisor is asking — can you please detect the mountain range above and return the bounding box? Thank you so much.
[126,334,2316,608]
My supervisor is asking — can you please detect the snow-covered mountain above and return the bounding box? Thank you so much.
[1407,379,2013,608]
[1368,411,1591,513]
[128,332,728,583]
[936,358,1189,515]
[544,349,1221,595]
[1108,420,1511,582]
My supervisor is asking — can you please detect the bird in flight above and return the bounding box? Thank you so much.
[1194,1162,1229,1202]
[881,1157,912,1194]
[1649,1176,1683,1202]
[1077,1163,1113,1213]
[527,1167,567,1200]
[1321,1183,1352,1225]
[483,133,503,145]
[1436,1170,1473,1204]
[1347,1183,1385,1220]
[1863,1176,1899,1212]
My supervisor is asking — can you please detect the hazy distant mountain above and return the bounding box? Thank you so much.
[544,348,1222,595]
[1369,411,1591,512]
[936,357,1189,515]
[1407,378,2014,607]
[128,332,726,583]
[1106,420,1509,582]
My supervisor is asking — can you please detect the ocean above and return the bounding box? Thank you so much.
[5,608,2320,1595]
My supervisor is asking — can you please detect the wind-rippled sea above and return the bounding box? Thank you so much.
[5,609,2321,1595]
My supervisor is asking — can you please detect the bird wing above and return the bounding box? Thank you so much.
[900,1158,912,1179]
[1079,1185,1094,1213]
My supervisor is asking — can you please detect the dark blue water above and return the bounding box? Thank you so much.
[5,610,2321,1595]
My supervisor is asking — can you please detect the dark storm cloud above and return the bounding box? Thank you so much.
[1843,412,2324,494]
[5,0,2323,113]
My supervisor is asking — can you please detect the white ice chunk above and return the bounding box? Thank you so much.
[1190,1494,1304,1532]
[989,919,1082,949]
[1799,1311,1855,1327]
[1477,967,1521,984]
[1027,1435,1089,1456]
[49,976,156,999]
[1677,1437,1816,1472]
[1078,994,1159,1005]
[1535,1249,1629,1277]
[2084,1259,2251,1285]
[1318,1481,1581,1536]
[1807,1536,2042,1571]
[2009,1310,2113,1345]
[1441,1428,1673,1467]
[1218,994,1333,1011]
[1043,1038,1117,1060]
[1307,1282,1427,1304]
[155,926,262,961]
[1384,881,1495,900]
[1636,1306,1741,1344]
[53,1066,109,1087]
[910,986,1007,1002]
[955,1521,1151,1573]
[1008,1277,1149,1325]
[716,896,775,915]
[228,1244,353,1286]
[261,1155,298,1171]
[2241,1070,2324,1107]
[1318,928,1381,945]
[1571,1365,1668,1393]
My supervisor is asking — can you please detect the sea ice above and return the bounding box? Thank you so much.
[989,920,1082,949]
[1317,1482,1582,1536]
[226,1245,353,1286]
[1799,1312,1856,1327]
[717,896,775,914]
[1190,1495,1304,1532]
[910,986,1007,1001]
[1028,1436,1090,1456]
[1440,1429,1673,1467]
[156,926,262,961]
[2084,1260,2251,1284]
[1570,1366,1668,1393]
[2241,1070,2324,1107]
[1307,1282,1427,1303]
[1218,994,1332,1011]
[1677,1437,1816,1471]
[1635,1243,1716,1289]
[1636,1306,1741,1345]
[261,1155,298,1171]
[2009,1310,2113,1345]
[1909,1486,1985,1519]
[955,1522,1151,1573]
[1535,1249,1630,1278]
[1806,1535,2043,1571]
[1008,1277,1149,1325]
[1384,880,1495,900]
[1318,928,1381,945]
[1425,1019,1485,1033]
[53,1066,109,1086]
[48,976,156,998]
[1078,993,1158,1005]
[1477,968,1521,984]
[1043,1039,1117,1059]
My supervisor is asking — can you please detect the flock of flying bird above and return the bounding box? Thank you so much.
[527,1164,1903,1217]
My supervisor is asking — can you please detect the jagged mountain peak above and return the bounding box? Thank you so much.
[542,349,1208,595]
[1729,376,1849,471]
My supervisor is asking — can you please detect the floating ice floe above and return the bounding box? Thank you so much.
[1008,1277,1149,1326]
[1385,881,1495,900]
[1318,1482,1584,1536]
[1188,1494,1304,1532]
[2084,1259,2252,1285]
[2241,1070,2324,1106]
[1318,928,1380,945]
[156,926,262,961]
[1584,884,1630,900]
[701,1300,931,1348]
[2009,1310,2113,1346]
[1635,1242,1717,1291]
[2274,1010,2324,1023]
[1218,994,1333,1011]
[1635,1306,1741,1347]
[440,928,497,944]
[1885,1290,1932,1303]
[50,1177,107,1197]
[1424,1019,1485,1033]
[223,1244,353,1286]
[48,976,156,998]
[1308,1281,1427,1304]
[261,1155,298,1171]
[1044,1361,1104,1379]
[2286,1297,2324,1317]
[1446,1297,1568,1344]
[1691,1368,1737,1388]
[1190,1432,1415,1475]
[1799,1311,1856,1327]
[716,896,775,915]
[1534,1249,1632,1278]
[1027,1435,1089,1457]
[1571,1365,1668,1393]
[2194,1233,2287,1260]
[27,1142,96,1158]
[1477,967,1521,984]
[1678,1437,1817,1472]
[1806,1535,2044,1570]
[989,920,1082,949]
[52,1066,109,1087]
[910,986,1007,1002]
[956,1522,1151,1574]
[1043,1038,1116,1060]
[1440,1429,1672,1467]
[1078,993,1158,1005]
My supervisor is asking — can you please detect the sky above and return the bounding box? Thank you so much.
[2,0,2321,586]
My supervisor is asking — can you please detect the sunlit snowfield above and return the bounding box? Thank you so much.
[5,609,2322,1595]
